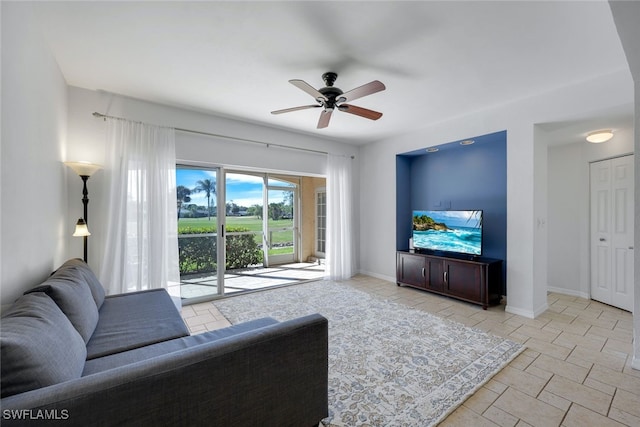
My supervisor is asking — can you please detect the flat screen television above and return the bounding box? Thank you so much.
[412,210,483,256]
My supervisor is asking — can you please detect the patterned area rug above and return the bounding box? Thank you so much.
[214,281,523,426]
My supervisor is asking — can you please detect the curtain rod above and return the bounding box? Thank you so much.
[92,111,336,157]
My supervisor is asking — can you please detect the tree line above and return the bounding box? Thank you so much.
[177,179,293,221]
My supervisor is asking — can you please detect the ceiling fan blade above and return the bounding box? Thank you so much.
[338,104,383,120]
[317,109,333,129]
[271,104,321,115]
[337,80,385,103]
[289,79,328,101]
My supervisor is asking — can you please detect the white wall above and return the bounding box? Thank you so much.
[634,82,640,369]
[1,3,69,308]
[608,0,640,370]
[359,69,633,318]
[533,127,549,317]
[547,143,587,297]
[66,86,360,283]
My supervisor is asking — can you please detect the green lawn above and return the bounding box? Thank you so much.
[178,216,293,232]
[178,216,294,252]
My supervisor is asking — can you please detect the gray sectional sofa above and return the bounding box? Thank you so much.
[1,259,329,426]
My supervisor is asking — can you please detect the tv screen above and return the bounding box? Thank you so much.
[412,210,483,256]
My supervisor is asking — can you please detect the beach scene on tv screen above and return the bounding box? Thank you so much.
[412,210,482,255]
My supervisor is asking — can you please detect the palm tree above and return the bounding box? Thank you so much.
[176,185,192,219]
[194,178,216,220]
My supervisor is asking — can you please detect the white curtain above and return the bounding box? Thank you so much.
[100,118,181,305]
[326,153,354,280]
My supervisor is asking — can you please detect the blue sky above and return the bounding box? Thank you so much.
[176,169,290,208]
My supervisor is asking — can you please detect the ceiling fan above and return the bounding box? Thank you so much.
[271,72,386,129]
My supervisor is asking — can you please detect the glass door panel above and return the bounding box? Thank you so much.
[266,178,298,266]
[224,172,265,261]
[176,166,219,301]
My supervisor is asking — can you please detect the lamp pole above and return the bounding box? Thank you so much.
[80,175,90,263]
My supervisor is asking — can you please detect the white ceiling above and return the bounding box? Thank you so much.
[33,1,633,145]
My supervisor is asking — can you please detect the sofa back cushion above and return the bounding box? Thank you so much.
[34,277,100,343]
[51,258,106,309]
[0,292,87,398]
[26,259,104,343]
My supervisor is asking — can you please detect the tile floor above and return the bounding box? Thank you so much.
[181,275,639,427]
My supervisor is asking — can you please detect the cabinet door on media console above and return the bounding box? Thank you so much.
[424,255,444,292]
[443,260,483,303]
[396,252,426,288]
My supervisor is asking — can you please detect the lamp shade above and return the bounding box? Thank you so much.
[64,161,102,177]
[586,130,613,143]
[72,218,91,237]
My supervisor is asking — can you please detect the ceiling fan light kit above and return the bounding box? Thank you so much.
[271,72,386,129]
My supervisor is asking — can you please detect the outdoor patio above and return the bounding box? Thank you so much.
[180,262,325,301]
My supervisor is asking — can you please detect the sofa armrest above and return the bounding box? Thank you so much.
[1,314,329,426]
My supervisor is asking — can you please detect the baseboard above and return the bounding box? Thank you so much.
[357,270,396,283]
[505,305,535,319]
[533,302,549,317]
[505,302,548,319]
[547,286,590,300]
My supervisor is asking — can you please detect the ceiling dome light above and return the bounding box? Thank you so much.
[586,130,613,143]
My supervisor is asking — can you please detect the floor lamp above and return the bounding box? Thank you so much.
[65,161,102,263]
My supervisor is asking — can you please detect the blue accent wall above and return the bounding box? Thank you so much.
[396,130,507,292]
[396,154,412,247]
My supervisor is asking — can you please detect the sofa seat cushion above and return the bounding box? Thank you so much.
[0,293,87,398]
[86,288,189,360]
[82,317,279,375]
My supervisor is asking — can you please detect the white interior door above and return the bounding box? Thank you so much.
[590,155,634,312]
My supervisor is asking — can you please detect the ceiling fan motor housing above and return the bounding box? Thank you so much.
[319,87,343,108]
[319,72,343,108]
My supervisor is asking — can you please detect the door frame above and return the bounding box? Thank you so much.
[265,178,299,266]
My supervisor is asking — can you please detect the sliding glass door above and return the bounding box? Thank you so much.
[177,165,320,303]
